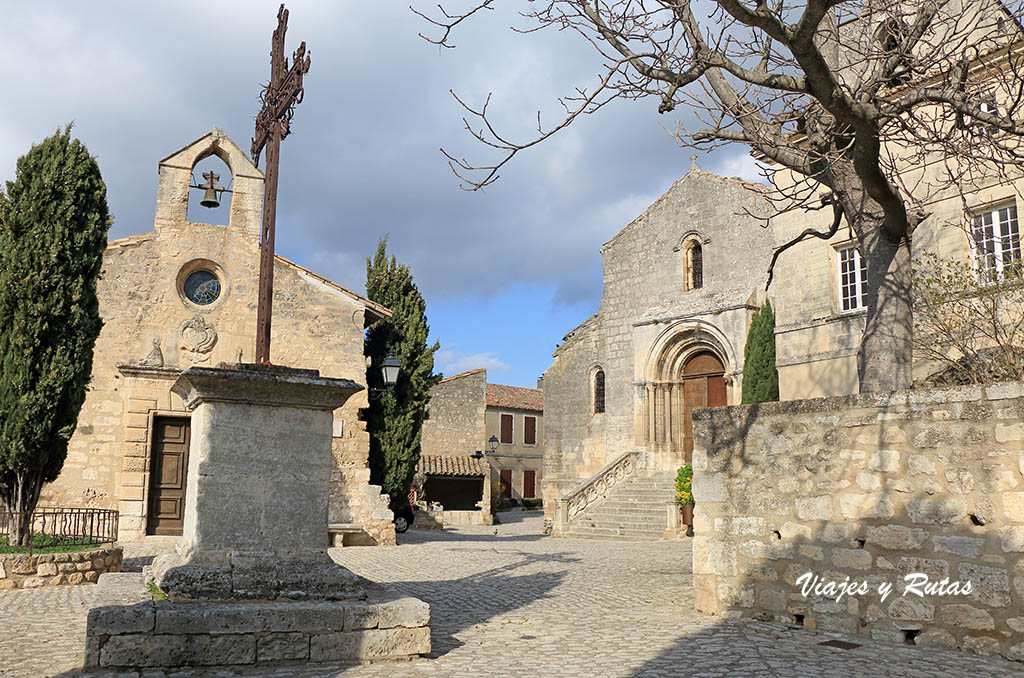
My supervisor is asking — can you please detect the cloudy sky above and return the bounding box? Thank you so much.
[0,1,759,387]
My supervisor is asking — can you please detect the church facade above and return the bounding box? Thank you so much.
[43,129,396,544]
[542,156,1024,532]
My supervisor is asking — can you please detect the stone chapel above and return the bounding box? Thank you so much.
[42,129,396,544]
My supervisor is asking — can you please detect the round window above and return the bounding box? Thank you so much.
[183,270,222,305]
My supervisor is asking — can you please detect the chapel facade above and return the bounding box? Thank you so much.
[43,129,396,544]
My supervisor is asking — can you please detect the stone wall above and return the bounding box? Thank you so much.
[421,369,487,457]
[692,382,1024,661]
[0,546,122,589]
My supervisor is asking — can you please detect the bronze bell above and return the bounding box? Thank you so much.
[198,170,223,209]
[200,186,220,209]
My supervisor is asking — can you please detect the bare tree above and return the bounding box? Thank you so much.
[417,0,1024,393]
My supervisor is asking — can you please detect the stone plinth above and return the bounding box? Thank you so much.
[86,364,431,669]
[152,364,365,600]
[85,573,430,669]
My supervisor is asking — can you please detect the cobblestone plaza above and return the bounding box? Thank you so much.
[1,513,1020,677]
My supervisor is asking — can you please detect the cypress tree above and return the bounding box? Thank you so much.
[0,127,110,544]
[365,238,441,512]
[741,301,780,404]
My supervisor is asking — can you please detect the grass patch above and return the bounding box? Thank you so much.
[0,535,104,554]
[147,579,168,601]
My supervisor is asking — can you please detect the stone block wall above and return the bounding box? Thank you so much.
[692,382,1024,661]
[86,574,430,669]
[421,369,487,456]
[0,546,122,589]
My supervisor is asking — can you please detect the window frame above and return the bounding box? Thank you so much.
[970,201,1021,283]
[523,415,537,446]
[593,369,606,414]
[499,412,514,445]
[835,243,868,314]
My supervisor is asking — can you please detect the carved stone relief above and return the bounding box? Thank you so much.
[179,316,218,363]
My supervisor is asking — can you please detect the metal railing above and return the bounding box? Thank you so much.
[0,507,118,549]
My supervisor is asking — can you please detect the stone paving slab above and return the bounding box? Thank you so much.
[0,511,1021,677]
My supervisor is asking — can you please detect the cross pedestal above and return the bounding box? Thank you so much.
[85,364,430,669]
[151,364,365,600]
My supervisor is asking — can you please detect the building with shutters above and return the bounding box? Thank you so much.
[39,129,396,545]
[420,369,544,512]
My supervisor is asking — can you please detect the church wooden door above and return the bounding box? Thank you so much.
[147,417,191,536]
[681,352,727,464]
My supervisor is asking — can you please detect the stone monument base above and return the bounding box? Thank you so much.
[84,573,430,670]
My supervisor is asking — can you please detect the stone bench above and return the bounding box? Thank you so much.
[328,523,375,547]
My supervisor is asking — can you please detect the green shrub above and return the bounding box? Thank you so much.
[675,465,694,505]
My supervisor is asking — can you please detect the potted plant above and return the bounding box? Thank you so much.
[675,465,695,526]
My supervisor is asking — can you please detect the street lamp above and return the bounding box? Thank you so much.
[381,353,400,388]
[369,353,400,396]
[489,435,499,452]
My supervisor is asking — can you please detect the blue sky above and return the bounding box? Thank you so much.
[0,1,760,388]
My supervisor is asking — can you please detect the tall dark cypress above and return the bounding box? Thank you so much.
[741,301,780,404]
[365,238,441,512]
[0,127,110,544]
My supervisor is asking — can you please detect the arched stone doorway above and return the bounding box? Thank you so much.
[642,328,731,471]
[679,352,727,463]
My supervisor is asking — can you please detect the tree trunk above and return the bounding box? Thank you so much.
[856,220,914,393]
[2,471,42,547]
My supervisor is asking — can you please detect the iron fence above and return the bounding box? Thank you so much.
[0,507,118,548]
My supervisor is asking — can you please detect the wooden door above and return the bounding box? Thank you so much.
[681,352,726,464]
[147,417,191,535]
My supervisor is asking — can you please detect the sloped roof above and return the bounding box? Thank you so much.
[486,383,543,412]
[275,254,392,322]
[418,454,486,477]
[440,368,486,383]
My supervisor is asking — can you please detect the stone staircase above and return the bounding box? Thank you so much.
[563,473,676,541]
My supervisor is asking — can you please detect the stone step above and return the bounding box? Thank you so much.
[575,520,668,532]
[591,507,672,515]
[564,527,665,541]
[596,498,674,507]
[582,512,667,524]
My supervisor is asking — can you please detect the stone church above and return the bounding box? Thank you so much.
[42,129,396,544]
[544,149,1023,538]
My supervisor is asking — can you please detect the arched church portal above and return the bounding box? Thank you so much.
[644,337,729,469]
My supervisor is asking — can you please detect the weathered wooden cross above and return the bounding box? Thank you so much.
[251,3,311,364]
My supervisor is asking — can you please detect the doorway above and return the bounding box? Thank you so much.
[679,352,727,464]
[146,416,191,536]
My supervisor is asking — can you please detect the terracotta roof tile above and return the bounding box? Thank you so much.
[486,383,543,412]
[418,454,486,477]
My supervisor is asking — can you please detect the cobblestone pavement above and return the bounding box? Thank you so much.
[1,512,1022,677]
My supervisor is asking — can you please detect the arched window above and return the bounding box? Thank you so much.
[690,243,703,289]
[594,370,606,414]
[684,241,703,290]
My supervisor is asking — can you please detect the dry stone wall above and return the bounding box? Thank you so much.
[692,382,1024,660]
[0,546,122,589]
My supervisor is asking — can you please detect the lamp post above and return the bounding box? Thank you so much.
[369,353,400,397]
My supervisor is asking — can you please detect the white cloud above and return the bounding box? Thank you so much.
[435,348,509,376]
[713,150,771,185]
